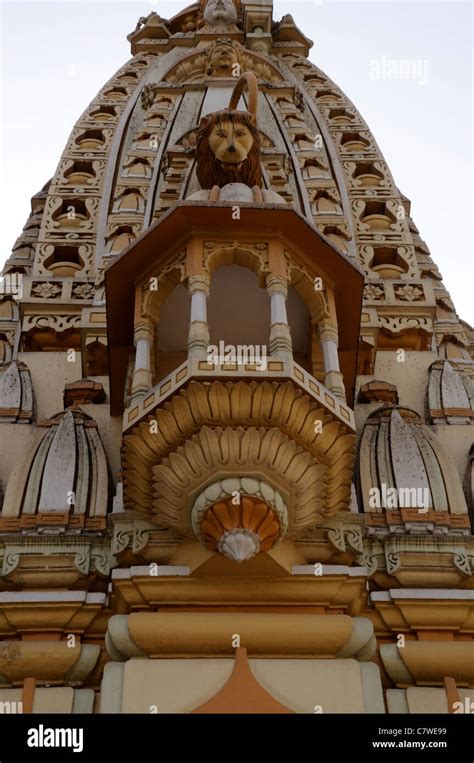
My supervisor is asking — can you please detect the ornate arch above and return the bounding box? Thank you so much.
[163,41,283,84]
[139,252,187,324]
[202,240,270,284]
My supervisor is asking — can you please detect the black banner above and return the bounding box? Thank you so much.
[0,713,472,761]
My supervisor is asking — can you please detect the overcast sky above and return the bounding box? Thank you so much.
[1,0,472,324]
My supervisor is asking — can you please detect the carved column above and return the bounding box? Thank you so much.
[187,274,210,359]
[266,275,293,361]
[318,320,346,401]
[131,320,154,399]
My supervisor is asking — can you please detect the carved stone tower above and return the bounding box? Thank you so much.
[0,0,473,714]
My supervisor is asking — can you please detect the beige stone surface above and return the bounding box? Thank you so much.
[248,658,375,713]
[432,424,474,482]
[0,423,33,487]
[100,663,124,714]
[72,689,95,714]
[33,687,74,714]
[117,656,384,714]
[21,351,80,419]
[121,658,234,713]
[386,689,409,714]
[81,396,122,483]
[373,351,438,418]
[360,662,386,713]
[0,688,22,712]
[406,687,448,714]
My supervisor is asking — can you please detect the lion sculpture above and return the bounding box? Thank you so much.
[195,109,262,190]
[193,72,285,204]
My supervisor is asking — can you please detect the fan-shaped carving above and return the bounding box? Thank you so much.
[153,426,326,534]
[122,379,355,525]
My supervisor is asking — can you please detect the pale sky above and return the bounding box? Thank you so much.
[1,0,472,324]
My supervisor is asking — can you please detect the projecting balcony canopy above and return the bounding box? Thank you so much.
[104,200,364,415]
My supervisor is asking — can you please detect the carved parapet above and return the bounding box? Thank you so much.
[110,513,181,564]
[0,535,116,588]
[370,588,474,639]
[109,562,369,616]
[358,534,474,589]
[294,512,366,570]
[0,588,108,641]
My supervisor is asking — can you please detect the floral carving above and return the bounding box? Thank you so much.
[31,282,62,299]
[72,283,95,300]
[363,284,385,302]
[394,284,424,301]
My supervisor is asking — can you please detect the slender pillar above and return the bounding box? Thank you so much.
[318,320,346,401]
[266,275,293,361]
[131,320,154,399]
[187,274,210,359]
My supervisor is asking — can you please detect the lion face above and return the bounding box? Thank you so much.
[195,110,262,189]
[208,119,254,167]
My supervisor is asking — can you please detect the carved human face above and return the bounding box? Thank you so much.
[203,0,237,27]
[209,42,237,75]
[208,119,254,166]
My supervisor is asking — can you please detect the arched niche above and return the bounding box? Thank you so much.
[155,282,189,381]
[287,268,326,364]
[137,262,188,386]
[86,339,109,376]
[207,264,270,349]
[286,285,312,374]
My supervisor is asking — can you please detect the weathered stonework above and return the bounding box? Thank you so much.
[0,0,472,714]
